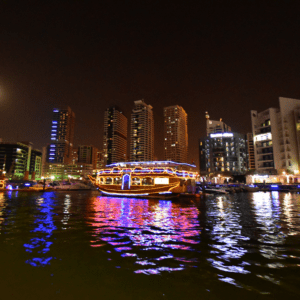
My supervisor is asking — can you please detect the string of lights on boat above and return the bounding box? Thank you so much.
[98,161,199,179]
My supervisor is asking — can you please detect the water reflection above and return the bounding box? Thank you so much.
[206,195,250,287]
[0,193,7,229]
[250,192,300,287]
[88,196,201,274]
[252,192,285,260]
[23,193,57,267]
[61,194,71,228]
[1,191,300,298]
[281,193,300,236]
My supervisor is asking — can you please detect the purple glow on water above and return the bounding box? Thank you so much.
[114,247,132,252]
[88,196,201,274]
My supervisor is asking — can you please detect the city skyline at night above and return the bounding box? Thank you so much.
[1,1,300,166]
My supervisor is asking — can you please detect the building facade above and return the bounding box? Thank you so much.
[43,163,93,180]
[246,133,255,170]
[199,132,247,175]
[0,142,42,179]
[103,106,127,166]
[130,100,154,162]
[251,97,300,174]
[30,149,43,179]
[78,145,93,165]
[205,112,231,135]
[164,105,188,163]
[95,149,104,170]
[78,145,102,169]
[47,107,75,164]
[199,113,246,176]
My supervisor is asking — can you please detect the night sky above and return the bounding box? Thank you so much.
[1,0,300,166]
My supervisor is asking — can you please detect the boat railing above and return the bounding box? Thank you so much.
[97,167,198,178]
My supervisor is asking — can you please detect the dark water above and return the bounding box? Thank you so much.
[1,191,300,299]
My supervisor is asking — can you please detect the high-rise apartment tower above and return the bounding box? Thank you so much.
[130,100,154,162]
[103,106,127,165]
[251,97,300,174]
[164,105,188,163]
[47,107,75,164]
[199,114,247,175]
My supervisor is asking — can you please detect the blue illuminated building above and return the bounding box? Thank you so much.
[46,107,75,164]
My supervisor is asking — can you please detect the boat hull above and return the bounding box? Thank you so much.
[95,182,181,197]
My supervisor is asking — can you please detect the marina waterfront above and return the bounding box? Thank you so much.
[1,191,300,299]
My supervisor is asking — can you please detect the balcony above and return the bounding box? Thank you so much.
[257,150,273,155]
[257,166,274,169]
[255,124,271,131]
[258,158,273,162]
[256,143,272,149]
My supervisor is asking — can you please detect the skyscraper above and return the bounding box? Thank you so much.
[164,105,188,163]
[130,100,154,162]
[47,107,75,164]
[103,106,127,165]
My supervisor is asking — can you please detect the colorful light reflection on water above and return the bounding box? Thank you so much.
[1,191,300,299]
[23,193,57,267]
[88,196,201,274]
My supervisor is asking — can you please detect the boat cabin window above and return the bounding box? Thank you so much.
[105,177,113,184]
[132,177,141,186]
[142,177,154,185]
[100,177,104,184]
[113,177,122,185]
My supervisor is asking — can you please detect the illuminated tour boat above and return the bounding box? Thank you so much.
[89,161,199,198]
